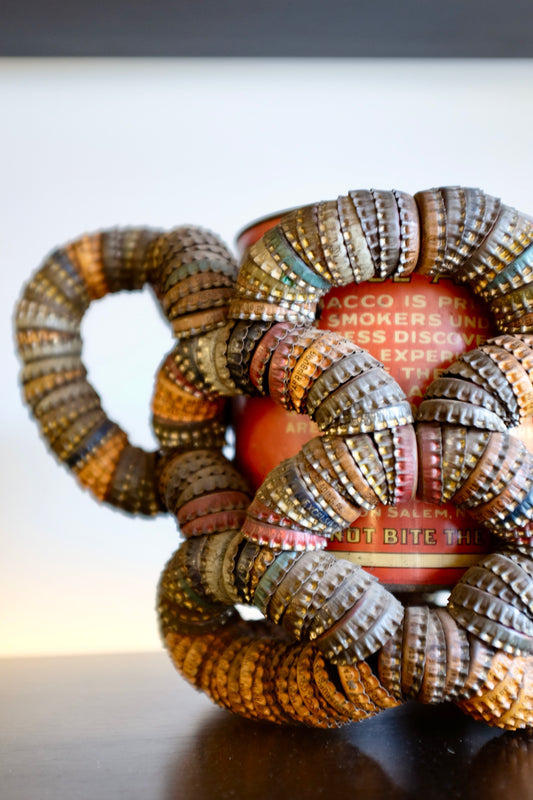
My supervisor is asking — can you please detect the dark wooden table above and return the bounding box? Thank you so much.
[1,651,531,800]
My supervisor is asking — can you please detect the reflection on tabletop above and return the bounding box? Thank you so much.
[164,700,533,800]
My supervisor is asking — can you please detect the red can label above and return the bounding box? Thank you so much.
[233,226,533,590]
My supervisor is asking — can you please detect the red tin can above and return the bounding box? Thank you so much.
[233,214,532,591]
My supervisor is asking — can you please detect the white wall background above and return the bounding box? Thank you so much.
[2,58,533,657]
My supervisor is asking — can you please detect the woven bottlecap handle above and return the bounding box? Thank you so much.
[15,187,533,730]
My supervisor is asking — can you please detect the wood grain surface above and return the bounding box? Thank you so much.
[1,651,531,799]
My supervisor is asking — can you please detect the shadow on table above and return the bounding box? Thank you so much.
[164,715,409,800]
[163,701,532,800]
